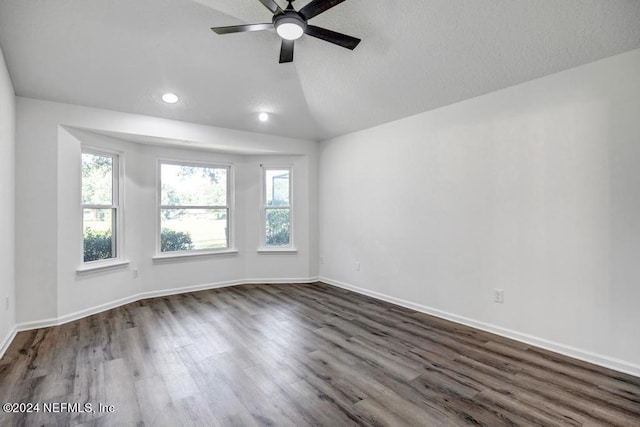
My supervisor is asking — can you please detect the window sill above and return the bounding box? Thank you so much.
[152,249,239,264]
[77,259,130,275]
[257,247,298,255]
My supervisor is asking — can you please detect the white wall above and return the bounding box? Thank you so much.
[16,98,318,326]
[10,47,639,375]
[319,49,640,375]
[0,48,16,353]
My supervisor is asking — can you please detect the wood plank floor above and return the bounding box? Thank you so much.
[1,283,639,426]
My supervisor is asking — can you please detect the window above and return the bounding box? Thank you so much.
[81,150,120,263]
[262,167,292,248]
[159,161,230,253]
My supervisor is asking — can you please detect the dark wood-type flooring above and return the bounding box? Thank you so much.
[1,283,639,426]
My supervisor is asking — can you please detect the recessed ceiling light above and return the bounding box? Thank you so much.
[258,112,269,122]
[162,93,179,104]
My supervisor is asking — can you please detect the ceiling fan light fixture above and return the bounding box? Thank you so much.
[274,14,306,40]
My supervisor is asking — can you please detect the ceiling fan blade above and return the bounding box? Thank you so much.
[211,23,272,34]
[305,25,360,50]
[256,0,284,15]
[299,0,347,20]
[279,39,294,63]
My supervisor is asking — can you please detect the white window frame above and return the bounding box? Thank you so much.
[259,165,295,253]
[80,147,124,268]
[155,159,235,259]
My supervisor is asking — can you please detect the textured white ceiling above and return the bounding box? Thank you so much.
[1,0,639,141]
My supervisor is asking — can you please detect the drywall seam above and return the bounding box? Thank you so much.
[319,276,640,378]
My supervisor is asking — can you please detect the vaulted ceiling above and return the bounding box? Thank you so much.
[1,0,640,141]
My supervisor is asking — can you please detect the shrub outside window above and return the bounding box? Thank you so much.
[263,167,292,248]
[159,161,230,253]
[81,150,120,263]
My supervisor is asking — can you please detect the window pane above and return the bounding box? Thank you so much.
[265,208,290,246]
[161,209,228,251]
[161,164,227,206]
[265,169,289,207]
[82,153,113,205]
[83,208,115,261]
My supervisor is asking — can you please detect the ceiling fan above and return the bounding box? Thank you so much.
[211,0,361,63]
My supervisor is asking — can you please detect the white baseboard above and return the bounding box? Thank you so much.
[319,276,640,378]
[10,275,636,378]
[12,276,319,339]
[0,326,17,360]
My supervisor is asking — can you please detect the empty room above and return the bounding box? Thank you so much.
[1,0,639,425]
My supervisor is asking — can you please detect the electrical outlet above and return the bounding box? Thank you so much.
[132,268,139,278]
[493,289,504,303]
[355,261,361,271]
[320,256,324,265]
